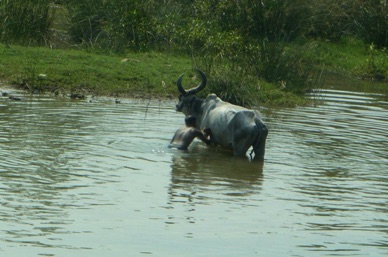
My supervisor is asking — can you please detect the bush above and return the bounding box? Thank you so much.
[360,44,387,80]
[254,42,314,93]
[206,69,261,107]
[183,0,314,97]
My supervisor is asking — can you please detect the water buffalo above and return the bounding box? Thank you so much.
[175,69,268,160]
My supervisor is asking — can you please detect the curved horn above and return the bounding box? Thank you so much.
[189,68,207,94]
[176,68,207,95]
[177,74,187,95]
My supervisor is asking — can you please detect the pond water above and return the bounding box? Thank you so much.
[0,80,387,257]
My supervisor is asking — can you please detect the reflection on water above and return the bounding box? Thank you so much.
[0,84,387,256]
[169,148,263,204]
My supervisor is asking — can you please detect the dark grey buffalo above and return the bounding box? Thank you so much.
[175,69,268,160]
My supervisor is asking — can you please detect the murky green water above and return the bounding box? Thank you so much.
[0,82,387,256]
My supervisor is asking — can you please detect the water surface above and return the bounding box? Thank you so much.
[0,84,387,257]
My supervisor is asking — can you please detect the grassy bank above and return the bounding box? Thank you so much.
[301,37,388,82]
[2,1,386,107]
[0,44,190,98]
[0,43,308,106]
[1,40,387,106]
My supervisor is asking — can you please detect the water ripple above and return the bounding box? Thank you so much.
[1,88,387,256]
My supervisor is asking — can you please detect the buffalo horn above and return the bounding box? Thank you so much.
[177,74,187,95]
[176,68,207,95]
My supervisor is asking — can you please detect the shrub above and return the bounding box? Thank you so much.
[360,43,387,80]
[206,69,261,107]
[183,0,314,97]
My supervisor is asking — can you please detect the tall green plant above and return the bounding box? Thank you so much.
[66,0,158,52]
[306,0,387,48]
[0,0,53,46]
[354,0,388,48]
[243,40,314,94]
[306,0,356,40]
[64,0,103,47]
[361,43,387,80]
[183,0,314,95]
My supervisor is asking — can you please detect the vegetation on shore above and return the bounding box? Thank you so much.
[0,43,306,106]
[0,0,387,106]
[0,43,191,98]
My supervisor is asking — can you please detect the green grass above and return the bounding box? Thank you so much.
[5,39,385,107]
[301,37,388,81]
[0,44,192,97]
[0,43,310,107]
[1,40,386,107]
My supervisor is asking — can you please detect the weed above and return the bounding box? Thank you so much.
[360,44,387,81]
[0,0,53,46]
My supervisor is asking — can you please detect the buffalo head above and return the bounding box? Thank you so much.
[175,69,206,116]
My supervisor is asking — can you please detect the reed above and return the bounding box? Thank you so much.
[0,0,53,45]
[307,0,387,48]
[354,0,388,48]
[66,0,157,52]
[186,0,314,98]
